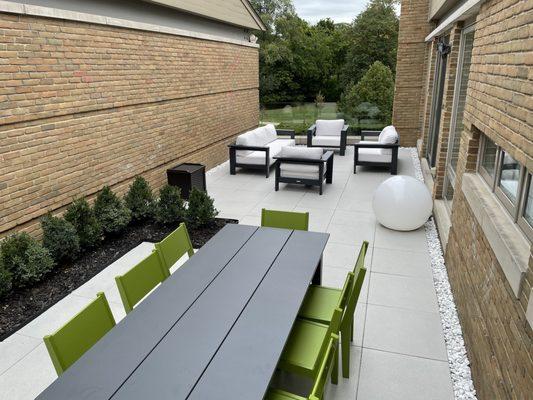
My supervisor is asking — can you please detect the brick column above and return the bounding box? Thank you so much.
[392,0,432,146]
[433,23,463,199]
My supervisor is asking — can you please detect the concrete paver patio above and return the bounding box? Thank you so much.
[0,147,455,400]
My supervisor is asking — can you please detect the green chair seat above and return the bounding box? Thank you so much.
[299,285,345,324]
[44,292,116,375]
[279,319,330,375]
[265,389,306,400]
[261,208,309,231]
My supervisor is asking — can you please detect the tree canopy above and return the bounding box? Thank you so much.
[250,0,399,125]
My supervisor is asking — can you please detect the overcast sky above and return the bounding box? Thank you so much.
[293,0,370,24]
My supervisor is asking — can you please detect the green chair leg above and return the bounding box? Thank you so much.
[341,320,351,378]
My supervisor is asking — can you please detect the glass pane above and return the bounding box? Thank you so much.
[481,138,497,178]
[449,30,475,171]
[524,175,533,226]
[498,152,520,203]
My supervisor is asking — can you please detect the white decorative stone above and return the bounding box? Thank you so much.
[373,175,433,231]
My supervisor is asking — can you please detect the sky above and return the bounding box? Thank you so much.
[292,0,370,24]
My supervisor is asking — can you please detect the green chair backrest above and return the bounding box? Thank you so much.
[341,265,367,331]
[317,307,342,366]
[155,222,194,271]
[43,292,116,375]
[261,209,309,231]
[336,272,354,311]
[115,251,169,314]
[309,334,338,400]
[352,241,369,275]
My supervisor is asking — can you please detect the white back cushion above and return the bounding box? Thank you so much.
[315,119,344,136]
[263,124,278,143]
[280,146,323,160]
[378,126,398,144]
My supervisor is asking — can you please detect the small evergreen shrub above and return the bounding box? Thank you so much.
[41,214,80,263]
[0,260,13,298]
[124,176,155,222]
[64,198,102,249]
[186,188,218,228]
[0,233,55,288]
[155,185,185,225]
[93,186,131,235]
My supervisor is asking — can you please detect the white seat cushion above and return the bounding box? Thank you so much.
[312,136,341,147]
[236,150,274,165]
[279,145,323,159]
[236,138,295,165]
[267,139,295,157]
[279,146,324,180]
[263,124,278,143]
[315,119,344,136]
[357,148,392,163]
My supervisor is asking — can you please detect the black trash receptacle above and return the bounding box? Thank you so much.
[166,163,206,200]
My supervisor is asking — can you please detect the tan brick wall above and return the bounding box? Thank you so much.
[0,13,260,237]
[392,0,433,146]
[397,0,533,397]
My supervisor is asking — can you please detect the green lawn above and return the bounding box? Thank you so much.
[260,102,385,134]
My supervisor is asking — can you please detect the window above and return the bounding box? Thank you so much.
[518,173,533,242]
[477,134,531,242]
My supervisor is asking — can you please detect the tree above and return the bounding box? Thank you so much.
[339,61,395,124]
[341,0,399,87]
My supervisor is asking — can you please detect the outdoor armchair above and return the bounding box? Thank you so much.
[229,124,296,177]
[274,146,334,195]
[353,125,400,175]
[307,119,349,156]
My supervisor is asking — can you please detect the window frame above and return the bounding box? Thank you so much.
[477,134,532,243]
[494,150,525,218]
[478,134,500,190]
[518,173,533,242]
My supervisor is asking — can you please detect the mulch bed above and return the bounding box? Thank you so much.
[0,218,237,341]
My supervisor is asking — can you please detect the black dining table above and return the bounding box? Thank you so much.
[36,224,329,400]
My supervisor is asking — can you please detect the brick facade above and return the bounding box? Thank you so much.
[396,0,533,398]
[0,13,260,237]
[392,0,433,146]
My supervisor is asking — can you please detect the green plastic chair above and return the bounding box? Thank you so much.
[154,222,194,272]
[298,241,368,378]
[277,308,341,386]
[261,209,309,231]
[43,292,116,375]
[115,251,169,314]
[266,334,338,400]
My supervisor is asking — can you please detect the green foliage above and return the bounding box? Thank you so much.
[41,214,80,263]
[339,61,395,124]
[340,0,399,87]
[124,176,156,222]
[64,198,103,249]
[93,186,131,235]
[0,233,55,288]
[251,0,398,105]
[155,185,186,225]
[0,260,13,298]
[186,188,218,228]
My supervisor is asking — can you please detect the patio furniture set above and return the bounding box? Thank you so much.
[229,120,400,194]
[36,210,369,400]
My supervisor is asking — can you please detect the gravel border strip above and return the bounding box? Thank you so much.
[409,147,477,400]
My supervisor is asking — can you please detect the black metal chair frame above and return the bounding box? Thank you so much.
[353,130,400,175]
[306,124,349,156]
[228,129,295,178]
[274,150,334,195]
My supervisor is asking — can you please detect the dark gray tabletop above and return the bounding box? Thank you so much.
[36,224,328,400]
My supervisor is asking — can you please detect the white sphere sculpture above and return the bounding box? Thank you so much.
[373,176,432,231]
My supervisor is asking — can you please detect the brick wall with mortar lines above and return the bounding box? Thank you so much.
[392,0,432,146]
[444,0,533,397]
[0,12,260,237]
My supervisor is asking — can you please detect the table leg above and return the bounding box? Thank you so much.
[312,256,322,285]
